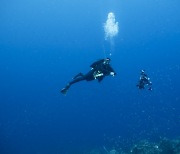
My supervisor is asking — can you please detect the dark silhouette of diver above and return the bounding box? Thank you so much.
[137,70,152,91]
[61,58,116,95]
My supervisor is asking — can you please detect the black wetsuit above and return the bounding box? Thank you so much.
[61,59,116,94]
[137,71,152,91]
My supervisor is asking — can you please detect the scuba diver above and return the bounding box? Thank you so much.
[61,58,116,95]
[136,70,152,91]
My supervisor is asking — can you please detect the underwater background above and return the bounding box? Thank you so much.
[0,0,180,153]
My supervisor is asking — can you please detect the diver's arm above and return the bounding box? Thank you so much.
[106,65,116,76]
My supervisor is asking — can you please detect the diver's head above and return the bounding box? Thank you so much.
[104,58,111,64]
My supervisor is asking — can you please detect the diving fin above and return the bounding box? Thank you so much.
[61,87,68,95]
[61,84,70,95]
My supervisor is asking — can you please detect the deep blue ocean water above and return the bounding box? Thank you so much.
[0,0,180,153]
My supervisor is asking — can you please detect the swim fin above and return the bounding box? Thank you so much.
[61,87,68,95]
[61,84,70,95]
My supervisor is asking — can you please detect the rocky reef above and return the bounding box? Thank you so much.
[130,138,180,154]
[86,138,180,154]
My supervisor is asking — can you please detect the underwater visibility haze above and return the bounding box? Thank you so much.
[0,0,180,153]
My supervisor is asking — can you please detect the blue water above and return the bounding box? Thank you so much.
[0,0,180,153]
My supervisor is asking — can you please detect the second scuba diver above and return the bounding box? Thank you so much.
[136,70,152,91]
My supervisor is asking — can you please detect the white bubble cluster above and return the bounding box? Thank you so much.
[104,12,119,40]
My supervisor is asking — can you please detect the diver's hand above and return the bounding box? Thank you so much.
[110,72,115,76]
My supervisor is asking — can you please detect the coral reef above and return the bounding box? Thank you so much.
[86,138,180,154]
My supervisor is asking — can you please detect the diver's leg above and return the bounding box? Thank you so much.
[69,76,85,85]
[72,73,84,79]
[83,70,95,81]
[61,76,85,95]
